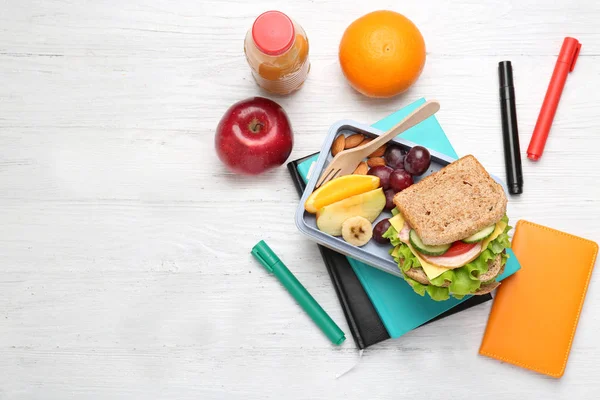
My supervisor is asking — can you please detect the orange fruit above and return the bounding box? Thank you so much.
[339,10,426,98]
[304,175,380,214]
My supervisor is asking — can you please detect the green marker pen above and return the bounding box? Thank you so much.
[251,240,346,346]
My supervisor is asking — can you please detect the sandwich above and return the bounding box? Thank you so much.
[382,155,512,301]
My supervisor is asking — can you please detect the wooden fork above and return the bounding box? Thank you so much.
[315,100,441,188]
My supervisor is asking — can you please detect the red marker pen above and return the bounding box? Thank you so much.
[527,37,581,161]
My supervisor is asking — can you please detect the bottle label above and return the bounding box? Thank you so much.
[251,59,310,95]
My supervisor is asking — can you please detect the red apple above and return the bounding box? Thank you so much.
[215,97,293,175]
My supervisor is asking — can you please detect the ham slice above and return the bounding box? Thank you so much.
[419,242,482,268]
[398,222,411,243]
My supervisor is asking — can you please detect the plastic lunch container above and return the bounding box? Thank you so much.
[294,120,508,278]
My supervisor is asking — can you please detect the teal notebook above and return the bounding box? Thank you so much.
[298,97,521,338]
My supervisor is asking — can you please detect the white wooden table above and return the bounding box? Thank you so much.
[1,1,599,398]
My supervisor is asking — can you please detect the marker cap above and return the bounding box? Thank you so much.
[499,61,515,100]
[558,37,581,72]
[498,61,514,88]
[251,240,280,273]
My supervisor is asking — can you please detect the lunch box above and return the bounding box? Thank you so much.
[294,120,508,278]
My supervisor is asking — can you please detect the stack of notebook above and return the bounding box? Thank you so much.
[288,98,521,349]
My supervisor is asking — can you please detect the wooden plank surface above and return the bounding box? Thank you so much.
[1,0,599,398]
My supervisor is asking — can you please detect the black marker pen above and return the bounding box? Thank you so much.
[498,61,523,195]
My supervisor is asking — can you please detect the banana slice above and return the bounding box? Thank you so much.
[341,216,373,247]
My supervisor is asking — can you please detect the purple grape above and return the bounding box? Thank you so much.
[373,219,392,244]
[404,146,431,176]
[384,145,406,170]
[384,188,396,211]
[367,165,393,190]
[390,169,413,192]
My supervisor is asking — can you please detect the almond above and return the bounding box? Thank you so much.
[367,157,386,168]
[353,161,369,175]
[331,135,345,156]
[361,138,373,146]
[369,144,387,158]
[345,134,365,149]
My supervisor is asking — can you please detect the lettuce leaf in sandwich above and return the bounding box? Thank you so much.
[384,215,512,301]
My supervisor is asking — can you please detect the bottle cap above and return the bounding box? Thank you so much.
[252,11,295,56]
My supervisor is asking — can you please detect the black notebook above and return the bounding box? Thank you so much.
[288,154,492,349]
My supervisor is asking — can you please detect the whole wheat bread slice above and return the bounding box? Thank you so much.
[404,267,450,287]
[404,254,504,286]
[393,155,507,245]
[478,253,505,282]
[474,281,500,295]
[403,267,430,285]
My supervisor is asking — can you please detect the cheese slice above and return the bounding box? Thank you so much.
[388,214,405,232]
[388,213,450,280]
[481,219,507,250]
[406,242,450,280]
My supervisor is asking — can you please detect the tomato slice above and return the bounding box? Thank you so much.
[443,241,478,257]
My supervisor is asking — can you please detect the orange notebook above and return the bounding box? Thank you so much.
[479,220,598,378]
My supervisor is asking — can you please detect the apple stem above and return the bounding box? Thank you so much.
[249,118,264,134]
